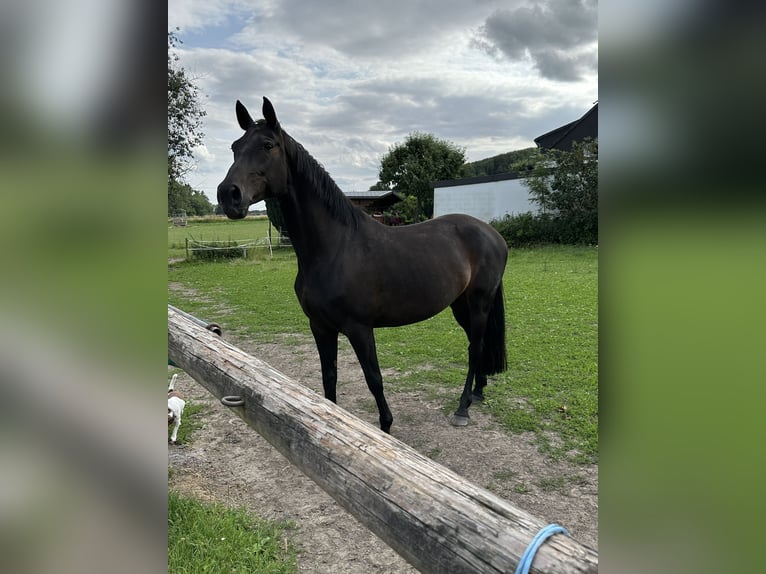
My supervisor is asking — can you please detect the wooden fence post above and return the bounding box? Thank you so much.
[168,306,597,574]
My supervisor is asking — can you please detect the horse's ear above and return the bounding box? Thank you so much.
[263,97,279,130]
[236,100,255,131]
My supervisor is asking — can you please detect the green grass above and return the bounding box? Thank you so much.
[168,250,307,341]
[168,222,597,463]
[168,491,297,574]
[495,246,598,462]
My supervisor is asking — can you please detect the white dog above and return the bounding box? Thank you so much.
[167,373,186,444]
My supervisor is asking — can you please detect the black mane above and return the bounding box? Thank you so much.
[282,131,363,227]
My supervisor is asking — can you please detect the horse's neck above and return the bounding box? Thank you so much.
[278,180,353,265]
[278,140,364,264]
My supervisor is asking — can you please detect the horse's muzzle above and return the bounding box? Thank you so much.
[217,183,248,219]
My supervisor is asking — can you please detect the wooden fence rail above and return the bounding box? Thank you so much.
[168,305,598,574]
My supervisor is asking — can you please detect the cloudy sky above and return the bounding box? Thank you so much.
[168,0,597,207]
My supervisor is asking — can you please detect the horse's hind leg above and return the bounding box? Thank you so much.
[472,373,488,403]
[450,295,490,426]
[452,346,479,426]
[345,325,393,433]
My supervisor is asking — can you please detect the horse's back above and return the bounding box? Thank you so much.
[434,213,505,238]
[427,213,508,261]
[368,213,507,277]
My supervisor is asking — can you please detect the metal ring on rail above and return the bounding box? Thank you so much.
[206,322,223,336]
[221,395,245,407]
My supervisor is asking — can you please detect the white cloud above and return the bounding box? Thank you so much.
[168,0,254,32]
[474,0,598,82]
[192,143,212,161]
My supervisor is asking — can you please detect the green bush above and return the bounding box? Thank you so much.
[491,211,597,247]
[491,212,553,247]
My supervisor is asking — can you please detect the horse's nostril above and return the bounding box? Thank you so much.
[218,183,242,206]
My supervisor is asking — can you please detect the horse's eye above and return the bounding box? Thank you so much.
[264,142,274,150]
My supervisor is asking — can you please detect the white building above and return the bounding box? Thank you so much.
[432,172,539,222]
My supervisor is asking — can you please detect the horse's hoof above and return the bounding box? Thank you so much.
[471,393,485,403]
[450,414,470,427]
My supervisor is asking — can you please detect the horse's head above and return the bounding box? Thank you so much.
[217,97,288,219]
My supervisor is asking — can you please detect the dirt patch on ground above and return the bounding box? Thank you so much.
[168,326,597,573]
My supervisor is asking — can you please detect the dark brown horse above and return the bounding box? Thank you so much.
[218,97,508,432]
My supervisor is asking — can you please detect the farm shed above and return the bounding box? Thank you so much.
[344,190,404,215]
[432,172,538,223]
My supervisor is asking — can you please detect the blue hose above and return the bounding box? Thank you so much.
[515,524,570,574]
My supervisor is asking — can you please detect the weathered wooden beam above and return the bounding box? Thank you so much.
[168,305,598,574]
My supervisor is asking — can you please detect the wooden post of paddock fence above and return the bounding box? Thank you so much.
[167,305,598,574]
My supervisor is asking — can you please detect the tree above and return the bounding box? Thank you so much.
[523,138,598,243]
[168,181,215,216]
[461,147,540,177]
[368,180,390,191]
[189,188,215,216]
[168,30,206,205]
[378,132,466,219]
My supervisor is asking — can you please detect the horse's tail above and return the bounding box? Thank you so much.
[482,282,508,375]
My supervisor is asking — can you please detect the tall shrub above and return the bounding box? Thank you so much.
[524,139,598,244]
[491,212,557,247]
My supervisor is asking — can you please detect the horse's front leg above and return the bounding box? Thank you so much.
[345,325,393,433]
[311,322,339,403]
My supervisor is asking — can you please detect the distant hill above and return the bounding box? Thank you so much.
[461,147,538,178]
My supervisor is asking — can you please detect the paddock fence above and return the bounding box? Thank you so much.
[184,233,293,260]
[167,305,598,574]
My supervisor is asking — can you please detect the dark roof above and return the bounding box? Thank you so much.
[344,190,404,212]
[433,171,525,189]
[534,103,598,151]
[344,190,399,199]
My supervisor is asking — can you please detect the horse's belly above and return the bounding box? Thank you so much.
[370,284,460,328]
[298,252,469,330]
[373,305,446,328]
